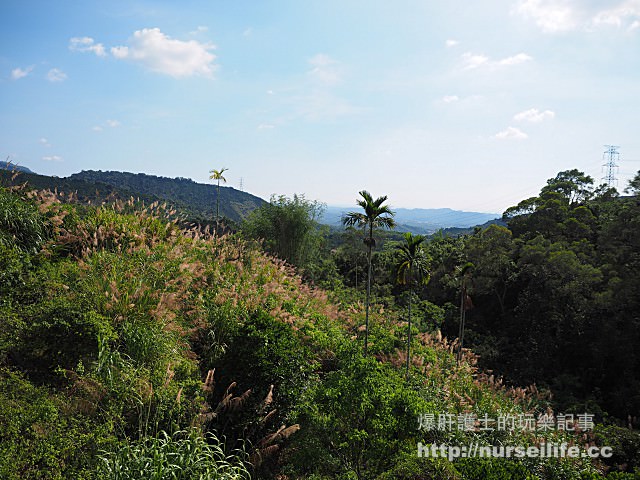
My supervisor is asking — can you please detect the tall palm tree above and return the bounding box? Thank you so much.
[209,167,228,231]
[455,262,474,365]
[342,190,395,355]
[395,232,430,377]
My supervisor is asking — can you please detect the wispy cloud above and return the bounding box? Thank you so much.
[497,53,533,66]
[446,39,459,47]
[189,26,209,35]
[514,108,555,123]
[513,0,578,33]
[461,53,489,70]
[42,155,63,162]
[93,119,122,131]
[11,65,34,80]
[514,0,640,33]
[442,95,459,103]
[461,52,532,70]
[308,53,342,86]
[111,28,217,78]
[592,1,640,30]
[38,137,51,147]
[46,68,67,82]
[69,36,107,56]
[494,126,528,140]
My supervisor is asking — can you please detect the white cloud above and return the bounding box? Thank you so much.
[47,68,67,82]
[93,119,121,131]
[110,28,217,78]
[461,52,532,70]
[446,39,459,47]
[592,1,640,30]
[257,123,275,130]
[38,137,51,147]
[69,36,106,56]
[442,95,459,103]
[189,26,209,35]
[11,66,34,80]
[513,0,579,33]
[497,53,533,66]
[42,155,63,162]
[494,126,528,140]
[461,52,490,70]
[514,108,555,122]
[308,53,342,86]
[514,0,640,32]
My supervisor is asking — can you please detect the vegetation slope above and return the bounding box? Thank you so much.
[0,174,638,479]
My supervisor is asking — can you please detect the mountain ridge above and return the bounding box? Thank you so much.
[2,166,500,231]
[321,204,500,233]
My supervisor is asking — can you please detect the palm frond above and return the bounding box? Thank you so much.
[342,212,367,227]
[209,167,229,182]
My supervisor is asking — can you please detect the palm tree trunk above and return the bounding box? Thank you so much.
[406,284,412,377]
[365,225,373,355]
[457,285,466,365]
[216,180,220,232]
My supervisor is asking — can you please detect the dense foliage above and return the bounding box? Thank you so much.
[1,168,640,478]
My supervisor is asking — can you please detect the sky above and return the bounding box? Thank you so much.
[2,0,640,214]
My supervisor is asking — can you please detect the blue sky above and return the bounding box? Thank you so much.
[2,0,640,213]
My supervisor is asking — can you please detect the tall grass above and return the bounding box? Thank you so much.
[98,429,250,480]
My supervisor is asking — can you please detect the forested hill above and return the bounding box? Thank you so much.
[0,169,266,224]
[70,170,265,224]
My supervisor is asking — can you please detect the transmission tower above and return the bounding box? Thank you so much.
[239,177,244,192]
[602,145,620,187]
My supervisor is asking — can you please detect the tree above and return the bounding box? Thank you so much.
[242,194,325,268]
[625,170,640,196]
[342,191,395,355]
[540,169,594,206]
[455,262,474,365]
[395,232,430,376]
[209,167,228,231]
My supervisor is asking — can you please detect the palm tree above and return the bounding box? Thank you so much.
[342,190,396,355]
[395,232,430,377]
[455,262,474,365]
[209,168,228,231]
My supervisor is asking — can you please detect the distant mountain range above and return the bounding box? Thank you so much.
[1,161,34,174]
[321,205,500,234]
[1,165,500,232]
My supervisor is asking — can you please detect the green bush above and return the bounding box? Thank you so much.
[290,345,430,478]
[98,429,250,480]
[0,188,49,252]
[0,368,111,479]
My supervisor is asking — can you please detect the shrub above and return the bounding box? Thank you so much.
[98,429,250,480]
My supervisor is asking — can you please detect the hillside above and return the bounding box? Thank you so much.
[70,170,265,224]
[0,169,265,225]
[1,184,627,479]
